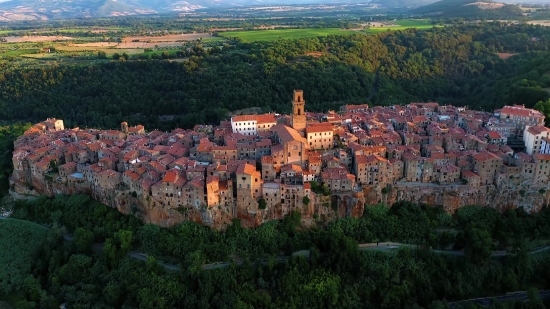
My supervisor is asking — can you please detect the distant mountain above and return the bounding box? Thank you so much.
[411,0,524,18]
[370,0,440,9]
[0,0,370,21]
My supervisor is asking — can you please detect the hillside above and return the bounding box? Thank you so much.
[370,0,439,8]
[412,0,524,18]
[0,0,372,20]
[0,218,49,302]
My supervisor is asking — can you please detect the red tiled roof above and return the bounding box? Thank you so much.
[501,106,543,118]
[462,170,480,178]
[472,151,502,162]
[236,163,255,175]
[232,115,257,122]
[162,171,178,183]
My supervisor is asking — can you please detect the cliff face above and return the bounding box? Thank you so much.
[375,182,548,213]
[12,169,548,229]
[12,169,369,229]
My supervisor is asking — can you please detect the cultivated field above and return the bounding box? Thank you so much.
[0,49,38,57]
[365,19,438,33]
[520,6,540,12]
[527,20,550,26]
[117,33,213,48]
[219,28,358,42]
[55,46,144,55]
[2,35,74,43]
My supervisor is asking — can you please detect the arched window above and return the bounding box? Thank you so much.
[298,108,301,115]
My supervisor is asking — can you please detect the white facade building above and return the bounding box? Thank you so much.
[523,125,550,155]
[231,115,257,136]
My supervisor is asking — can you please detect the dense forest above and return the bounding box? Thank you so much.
[0,23,549,132]
[2,195,550,308]
[2,22,550,308]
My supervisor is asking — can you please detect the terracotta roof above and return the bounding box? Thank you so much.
[462,170,480,178]
[61,161,77,169]
[98,169,118,177]
[501,106,543,118]
[281,164,303,173]
[206,175,219,184]
[271,124,307,144]
[188,176,204,188]
[261,156,273,164]
[487,131,502,139]
[149,162,166,171]
[472,151,502,162]
[232,115,257,122]
[87,142,102,152]
[306,123,333,134]
[256,114,276,124]
[126,170,141,180]
[35,160,50,168]
[344,104,369,111]
[128,125,144,133]
[526,126,550,135]
[162,171,178,183]
[534,153,550,161]
[236,163,255,175]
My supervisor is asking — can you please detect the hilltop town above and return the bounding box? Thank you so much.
[10,91,550,229]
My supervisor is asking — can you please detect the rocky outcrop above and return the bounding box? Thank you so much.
[12,168,548,229]
[12,169,370,229]
[379,182,549,213]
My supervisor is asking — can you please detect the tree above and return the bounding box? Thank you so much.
[115,230,133,256]
[97,51,107,59]
[534,99,550,126]
[464,228,492,264]
[73,228,94,253]
[258,198,267,210]
[303,196,310,205]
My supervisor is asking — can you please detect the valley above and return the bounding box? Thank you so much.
[1,1,550,308]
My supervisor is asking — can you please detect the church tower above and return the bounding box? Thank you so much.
[121,122,128,134]
[290,90,306,132]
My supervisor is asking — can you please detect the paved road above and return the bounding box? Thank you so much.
[360,242,550,257]
[450,290,550,307]
[3,216,550,270]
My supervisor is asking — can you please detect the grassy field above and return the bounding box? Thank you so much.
[219,28,359,42]
[220,20,438,42]
[202,37,227,42]
[55,46,144,55]
[365,19,439,33]
[0,218,49,302]
[0,49,38,57]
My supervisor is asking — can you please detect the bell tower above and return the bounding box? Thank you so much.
[121,122,128,134]
[291,90,306,132]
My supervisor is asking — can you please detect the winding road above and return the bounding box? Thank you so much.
[4,216,550,307]
[449,290,550,308]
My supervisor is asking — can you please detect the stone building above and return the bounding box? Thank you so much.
[305,123,334,150]
[290,90,306,133]
[472,151,503,185]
